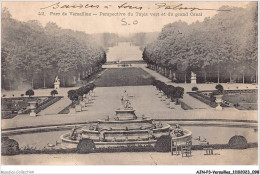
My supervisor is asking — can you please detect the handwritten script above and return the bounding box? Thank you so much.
[40,2,231,12]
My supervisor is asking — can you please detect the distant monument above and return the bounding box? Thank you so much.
[54,76,60,89]
[72,76,77,85]
[191,71,197,84]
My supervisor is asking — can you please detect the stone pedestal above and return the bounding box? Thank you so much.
[28,101,37,117]
[172,72,177,81]
[72,76,77,84]
[155,89,159,95]
[158,91,163,98]
[88,94,92,102]
[54,82,60,89]
[161,95,166,101]
[115,109,136,120]
[215,95,223,110]
[80,101,85,107]
[75,104,82,112]
[191,71,197,84]
[69,108,76,114]
[170,102,175,109]
[174,104,182,110]
[78,73,81,82]
[91,91,95,97]
[165,98,171,105]
[83,99,88,106]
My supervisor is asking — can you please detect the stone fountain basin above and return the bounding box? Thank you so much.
[61,124,192,149]
[83,118,153,131]
[81,124,170,141]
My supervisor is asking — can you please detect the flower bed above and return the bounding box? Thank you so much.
[187,92,229,108]
[2,96,62,119]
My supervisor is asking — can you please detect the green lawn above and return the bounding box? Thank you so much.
[223,93,258,110]
[94,68,154,87]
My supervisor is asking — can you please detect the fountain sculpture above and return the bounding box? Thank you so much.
[61,93,192,152]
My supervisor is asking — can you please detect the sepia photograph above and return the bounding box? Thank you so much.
[0,0,259,174]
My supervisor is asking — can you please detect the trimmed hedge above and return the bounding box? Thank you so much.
[152,80,184,101]
[68,83,96,103]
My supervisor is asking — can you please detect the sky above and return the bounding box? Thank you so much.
[2,1,250,36]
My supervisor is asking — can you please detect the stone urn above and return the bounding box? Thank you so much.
[215,94,223,110]
[28,101,37,117]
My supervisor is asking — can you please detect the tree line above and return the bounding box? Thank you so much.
[143,2,257,84]
[1,8,106,90]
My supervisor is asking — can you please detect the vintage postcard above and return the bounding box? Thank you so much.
[1,0,259,174]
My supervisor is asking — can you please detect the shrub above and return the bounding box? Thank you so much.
[175,87,184,99]
[20,94,24,97]
[1,137,20,155]
[89,83,96,91]
[51,90,58,97]
[210,93,216,102]
[25,89,34,97]
[192,87,198,91]
[215,84,224,94]
[67,83,95,103]
[77,139,95,154]
[228,135,248,149]
[67,90,78,103]
[154,135,171,152]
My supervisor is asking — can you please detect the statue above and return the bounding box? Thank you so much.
[121,90,129,108]
[191,71,197,84]
[105,115,110,121]
[94,123,100,131]
[89,124,94,130]
[54,76,60,89]
[124,100,132,109]
[70,126,78,140]
[191,72,196,78]
[173,124,184,137]
[120,90,134,109]
[152,120,156,129]
[55,76,60,83]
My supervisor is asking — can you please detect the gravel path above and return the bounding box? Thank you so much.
[2,148,257,165]
[2,86,257,130]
